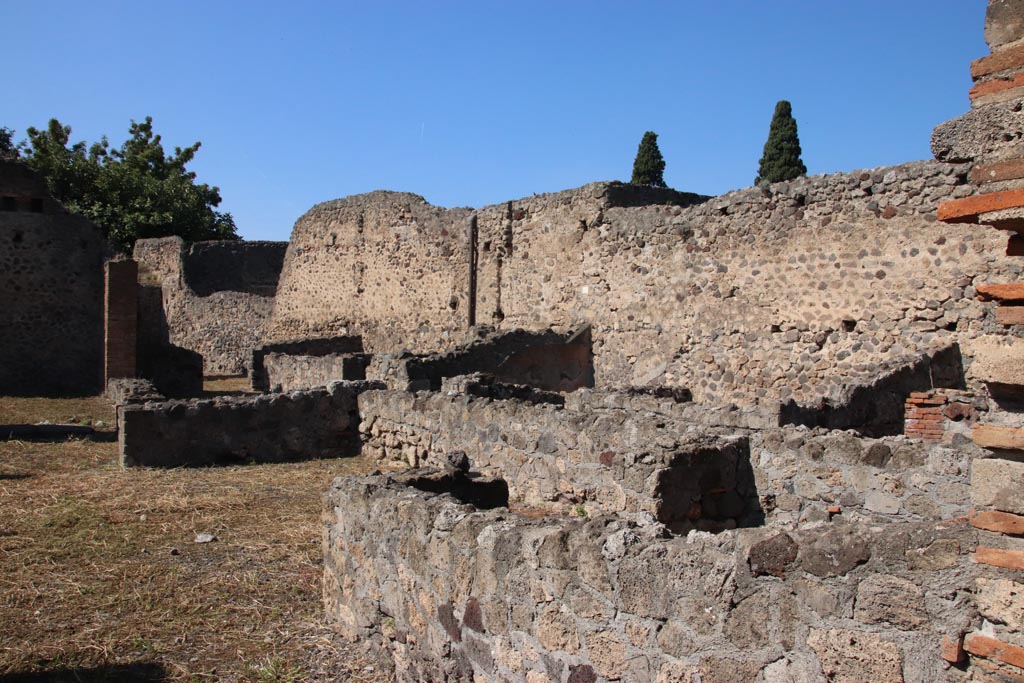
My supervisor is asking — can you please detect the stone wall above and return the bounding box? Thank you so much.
[250,336,366,392]
[0,161,106,395]
[324,470,978,683]
[358,383,983,528]
[133,237,287,375]
[365,328,594,393]
[266,192,476,350]
[118,380,380,467]
[360,388,761,531]
[271,162,1019,410]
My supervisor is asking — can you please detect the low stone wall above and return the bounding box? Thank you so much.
[250,336,366,392]
[359,384,983,526]
[119,380,381,467]
[260,352,371,392]
[750,426,983,525]
[324,472,978,683]
[359,388,762,530]
[364,327,594,392]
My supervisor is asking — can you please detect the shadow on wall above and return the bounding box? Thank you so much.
[183,241,287,297]
[0,662,167,682]
[407,326,595,392]
[654,438,765,534]
[780,344,966,437]
[136,285,203,397]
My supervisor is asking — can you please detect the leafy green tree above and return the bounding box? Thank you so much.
[755,100,807,185]
[16,117,236,250]
[630,131,667,187]
[0,127,19,160]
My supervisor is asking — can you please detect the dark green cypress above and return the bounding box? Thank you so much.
[755,100,807,184]
[630,131,667,187]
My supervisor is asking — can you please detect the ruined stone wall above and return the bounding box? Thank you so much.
[474,162,1019,407]
[118,380,380,467]
[0,161,106,395]
[266,192,475,351]
[260,352,370,392]
[133,237,286,375]
[273,163,1019,409]
[324,471,978,683]
[359,388,761,531]
[359,385,981,528]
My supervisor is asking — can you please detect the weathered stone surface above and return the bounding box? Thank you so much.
[134,237,287,375]
[977,577,1024,627]
[583,630,627,680]
[749,533,798,577]
[119,381,378,467]
[972,457,1024,513]
[932,98,1024,163]
[807,629,904,683]
[986,0,1024,50]
[969,337,1024,386]
[0,162,106,396]
[796,524,871,577]
[854,575,926,629]
[537,605,579,654]
[905,538,961,570]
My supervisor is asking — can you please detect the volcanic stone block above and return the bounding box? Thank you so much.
[807,629,904,683]
[973,458,1024,513]
[970,339,1024,385]
[986,0,1024,51]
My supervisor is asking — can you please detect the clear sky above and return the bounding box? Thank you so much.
[3,1,986,241]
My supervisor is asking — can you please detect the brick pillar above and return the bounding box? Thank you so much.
[104,259,139,385]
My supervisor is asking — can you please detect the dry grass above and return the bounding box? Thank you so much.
[0,395,393,683]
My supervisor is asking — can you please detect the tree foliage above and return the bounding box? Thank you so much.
[630,131,667,188]
[10,117,236,250]
[755,100,807,185]
[0,127,18,160]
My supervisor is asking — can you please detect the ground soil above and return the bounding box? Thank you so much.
[0,385,394,683]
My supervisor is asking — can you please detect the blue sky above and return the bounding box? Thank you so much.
[3,1,986,241]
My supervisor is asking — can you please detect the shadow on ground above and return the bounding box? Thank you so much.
[0,663,166,682]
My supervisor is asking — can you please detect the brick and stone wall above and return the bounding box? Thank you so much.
[0,161,106,395]
[133,236,287,375]
[118,380,381,467]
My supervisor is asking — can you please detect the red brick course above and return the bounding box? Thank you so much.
[972,44,1024,79]
[938,189,1024,224]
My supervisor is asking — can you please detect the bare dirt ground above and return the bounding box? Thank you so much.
[0,387,394,683]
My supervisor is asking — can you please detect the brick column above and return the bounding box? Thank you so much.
[104,259,139,385]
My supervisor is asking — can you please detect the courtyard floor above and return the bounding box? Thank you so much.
[0,387,392,683]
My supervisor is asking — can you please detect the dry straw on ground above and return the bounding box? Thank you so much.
[0,393,393,683]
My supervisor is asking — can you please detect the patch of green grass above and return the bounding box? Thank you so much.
[243,657,307,683]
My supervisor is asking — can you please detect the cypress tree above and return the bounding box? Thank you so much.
[755,100,807,185]
[630,131,667,187]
